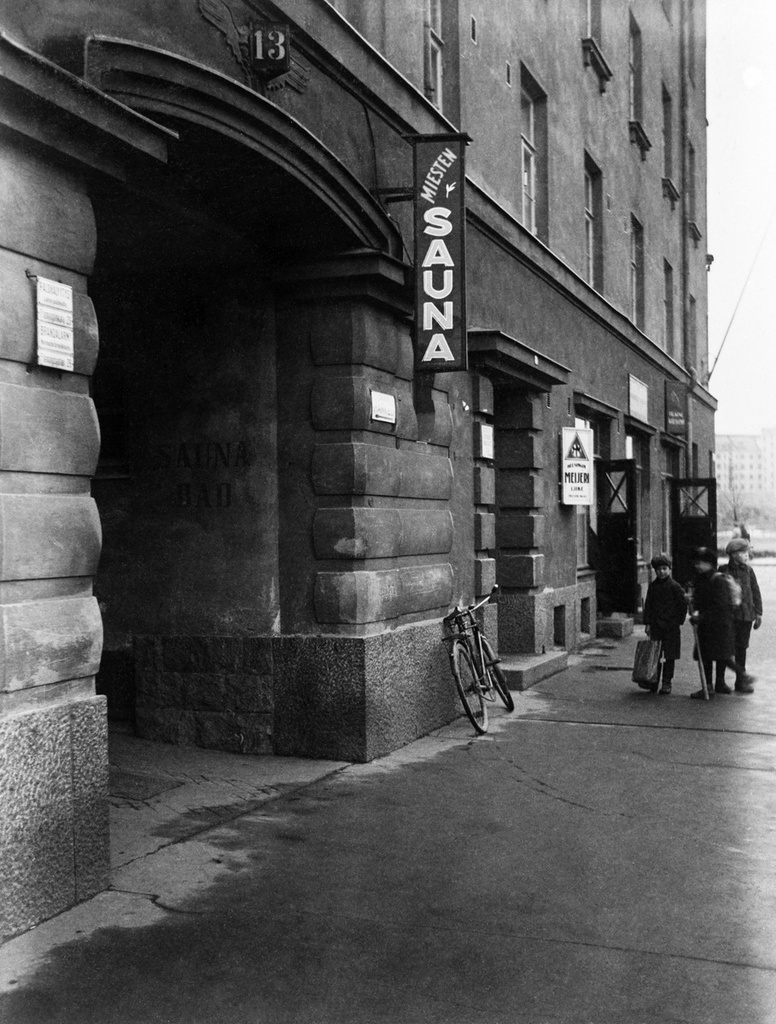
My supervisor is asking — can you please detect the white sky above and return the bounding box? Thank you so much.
[707,0,776,434]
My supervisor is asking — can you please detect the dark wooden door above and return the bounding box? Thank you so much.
[595,459,638,613]
[670,478,718,586]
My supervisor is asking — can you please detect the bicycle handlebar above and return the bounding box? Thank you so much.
[444,584,499,623]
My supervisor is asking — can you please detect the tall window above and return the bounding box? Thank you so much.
[584,153,603,290]
[687,293,697,370]
[425,0,443,111]
[628,15,643,121]
[663,259,674,354]
[687,142,697,221]
[575,416,599,569]
[662,86,673,178]
[630,215,645,329]
[662,445,680,552]
[688,0,696,84]
[520,67,547,240]
[585,0,602,39]
[521,88,536,234]
[626,432,651,559]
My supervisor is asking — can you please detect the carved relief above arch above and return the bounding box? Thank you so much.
[83,35,402,261]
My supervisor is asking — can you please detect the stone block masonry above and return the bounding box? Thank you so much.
[134,637,274,754]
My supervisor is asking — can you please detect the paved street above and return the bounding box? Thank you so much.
[3,566,776,1023]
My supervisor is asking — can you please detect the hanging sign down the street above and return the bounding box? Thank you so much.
[410,133,470,372]
[561,426,594,505]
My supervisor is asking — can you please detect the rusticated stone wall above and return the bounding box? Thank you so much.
[0,125,107,938]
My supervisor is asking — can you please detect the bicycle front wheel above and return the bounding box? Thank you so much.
[482,637,515,712]
[451,641,488,734]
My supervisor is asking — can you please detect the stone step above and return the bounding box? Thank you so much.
[498,650,569,691]
[596,615,635,638]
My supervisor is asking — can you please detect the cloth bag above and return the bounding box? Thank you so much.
[632,639,662,685]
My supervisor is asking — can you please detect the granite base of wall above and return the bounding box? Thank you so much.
[0,694,108,939]
[498,579,597,655]
[274,622,457,762]
[134,636,274,754]
[136,626,458,763]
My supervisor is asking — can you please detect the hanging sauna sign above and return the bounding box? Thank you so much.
[410,133,470,372]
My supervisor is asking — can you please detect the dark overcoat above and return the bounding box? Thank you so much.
[692,569,735,661]
[643,576,687,660]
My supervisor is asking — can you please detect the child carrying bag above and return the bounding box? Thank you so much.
[632,639,662,686]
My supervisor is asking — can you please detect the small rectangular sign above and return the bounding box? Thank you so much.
[249,22,291,75]
[561,426,594,505]
[370,390,397,424]
[628,374,649,423]
[479,423,494,460]
[411,134,469,373]
[37,277,74,371]
[665,380,686,435]
[37,276,73,312]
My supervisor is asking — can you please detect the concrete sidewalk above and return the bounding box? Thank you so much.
[3,624,776,1023]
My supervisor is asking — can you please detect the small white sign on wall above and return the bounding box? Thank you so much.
[36,277,74,371]
[628,374,649,424]
[479,423,494,460]
[561,426,594,505]
[370,390,397,424]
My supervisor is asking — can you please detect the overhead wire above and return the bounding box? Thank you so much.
[708,204,776,382]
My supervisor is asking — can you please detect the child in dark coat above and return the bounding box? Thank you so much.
[643,553,688,694]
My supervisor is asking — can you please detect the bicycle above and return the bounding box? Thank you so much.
[442,585,515,734]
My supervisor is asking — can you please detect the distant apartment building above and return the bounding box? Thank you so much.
[717,431,776,496]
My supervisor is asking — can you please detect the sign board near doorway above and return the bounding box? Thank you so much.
[36,276,74,371]
[410,133,469,373]
[561,426,594,504]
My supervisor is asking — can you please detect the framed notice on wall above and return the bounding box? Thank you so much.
[561,426,594,505]
[36,276,74,371]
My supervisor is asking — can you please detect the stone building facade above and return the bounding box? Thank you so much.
[0,0,713,935]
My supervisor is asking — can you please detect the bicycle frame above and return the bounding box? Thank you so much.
[443,586,499,698]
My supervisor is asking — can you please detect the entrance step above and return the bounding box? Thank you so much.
[498,650,568,691]
[596,615,635,638]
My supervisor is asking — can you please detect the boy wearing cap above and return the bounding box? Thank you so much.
[719,538,762,693]
[689,547,756,698]
[643,553,687,694]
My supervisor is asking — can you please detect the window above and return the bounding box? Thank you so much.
[575,416,598,568]
[506,61,512,86]
[662,86,673,178]
[584,153,603,290]
[471,16,477,43]
[630,215,645,329]
[425,0,443,111]
[688,142,696,221]
[688,0,696,84]
[663,259,674,354]
[687,293,697,370]
[627,432,651,559]
[661,445,680,551]
[585,0,601,39]
[521,88,537,234]
[628,15,642,122]
[520,67,547,240]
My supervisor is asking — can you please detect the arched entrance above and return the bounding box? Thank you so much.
[85,40,403,750]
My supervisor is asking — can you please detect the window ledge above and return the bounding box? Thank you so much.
[662,176,681,209]
[581,37,613,93]
[687,219,702,246]
[629,120,652,160]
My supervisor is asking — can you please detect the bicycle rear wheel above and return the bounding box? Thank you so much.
[482,637,515,712]
[451,641,488,734]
